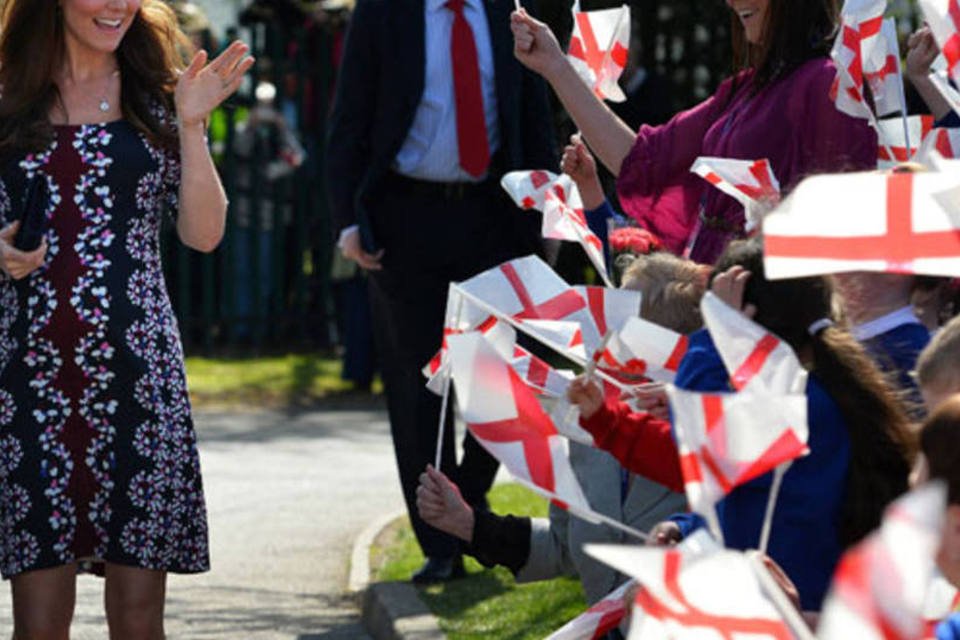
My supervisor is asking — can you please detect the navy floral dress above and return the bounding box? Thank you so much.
[0,115,209,578]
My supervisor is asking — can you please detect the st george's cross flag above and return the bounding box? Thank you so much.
[700,292,808,395]
[878,115,935,168]
[918,0,960,84]
[586,538,793,639]
[568,5,631,102]
[665,386,809,535]
[421,287,516,395]
[830,0,887,121]
[690,157,781,234]
[454,255,607,354]
[762,170,960,279]
[511,344,576,399]
[574,285,641,338]
[501,171,611,286]
[519,319,587,361]
[818,484,948,640]
[863,18,906,118]
[918,126,960,163]
[595,316,690,383]
[446,332,591,511]
[546,580,634,640]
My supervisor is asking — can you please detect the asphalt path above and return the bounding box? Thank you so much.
[0,403,402,639]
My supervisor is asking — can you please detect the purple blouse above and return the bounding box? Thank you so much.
[616,57,877,265]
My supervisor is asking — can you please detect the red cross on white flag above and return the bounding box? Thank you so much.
[831,15,883,121]
[762,171,960,279]
[701,292,808,395]
[446,332,592,511]
[863,18,905,118]
[666,386,809,535]
[878,115,934,168]
[546,580,633,640]
[690,157,781,233]
[818,484,948,640]
[919,0,960,84]
[567,6,631,102]
[918,126,960,163]
[574,286,642,340]
[502,171,611,286]
[511,344,576,400]
[595,316,689,383]
[585,538,793,639]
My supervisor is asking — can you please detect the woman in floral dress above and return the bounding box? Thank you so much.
[0,0,253,636]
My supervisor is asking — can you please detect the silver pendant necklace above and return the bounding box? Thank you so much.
[98,70,120,113]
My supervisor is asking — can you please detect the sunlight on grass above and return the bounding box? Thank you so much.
[370,483,586,639]
[184,354,381,408]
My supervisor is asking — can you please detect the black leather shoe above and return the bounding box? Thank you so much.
[411,556,465,584]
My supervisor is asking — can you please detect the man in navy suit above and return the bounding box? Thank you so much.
[326,0,556,582]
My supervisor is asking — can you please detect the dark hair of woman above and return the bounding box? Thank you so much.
[0,0,190,155]
[713,237,914,547]
[731,0,841,89]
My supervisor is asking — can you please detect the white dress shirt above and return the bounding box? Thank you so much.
[392,0,500,182]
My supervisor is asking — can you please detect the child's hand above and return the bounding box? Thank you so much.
[567,375,604,420]
[906,26,939,81]
[710,265,756,318]
[561,135,605,209]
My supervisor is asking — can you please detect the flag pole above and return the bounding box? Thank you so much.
[452,284,631,393]
[514,0,521,12]
[552,330,614,433]
[747,551,817,640]
[894,45,912,155]
[434,285,464,470]
[758,461,790,554]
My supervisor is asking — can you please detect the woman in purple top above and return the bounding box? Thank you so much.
[511,1,877,265]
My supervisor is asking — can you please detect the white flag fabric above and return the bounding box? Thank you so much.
[690,157,781,234]
[596,316,690,383]
[830,1,886,120]
[421,287,516,395]
[586,536,792,639]
[446,332,591,511]
[666,386,809,529]
[918,126,960,164]
[546,580,634,640]
[568,6,631,102]
[818,484,948,640]
[762,171,960,279]
[878,115,934,168]
[918,0,960,84]
[519,319,587,361]
[501,171,610,285]
[922,576,960,639]
[700,292,808,394]
[454,255,602,348]
[574,286,642,340]
[511,345,576,400]
[863,18,904,118]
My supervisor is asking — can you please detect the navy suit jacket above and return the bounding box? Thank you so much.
[325,0,557,248]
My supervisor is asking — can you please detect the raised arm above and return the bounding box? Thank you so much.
[510,9,635,176]
[174,41,254,253]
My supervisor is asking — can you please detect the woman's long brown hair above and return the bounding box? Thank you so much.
[730,0,841,89]
[0,0,191,155]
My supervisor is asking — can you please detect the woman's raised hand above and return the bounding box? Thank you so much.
[906,26,939,81]
[0,222,47,281]
[175,41,255,128]
[511,9,565,79]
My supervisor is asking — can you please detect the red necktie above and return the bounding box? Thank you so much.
[447,0,490,178]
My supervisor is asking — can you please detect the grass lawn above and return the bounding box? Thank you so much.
[184,353,381,409]
[370,483,587,640]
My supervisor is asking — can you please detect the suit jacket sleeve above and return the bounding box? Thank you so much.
[518,0,557,169]
[325,0,380,236]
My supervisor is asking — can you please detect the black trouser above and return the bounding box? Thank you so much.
[367,172,541,558]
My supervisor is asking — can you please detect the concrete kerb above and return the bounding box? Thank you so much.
[350,509,446,640]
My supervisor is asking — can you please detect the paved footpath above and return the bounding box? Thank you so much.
[0,404,403,639]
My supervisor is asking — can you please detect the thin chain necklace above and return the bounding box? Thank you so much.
[98,69,120,113]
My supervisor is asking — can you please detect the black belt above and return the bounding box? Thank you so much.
[381,171,496,201]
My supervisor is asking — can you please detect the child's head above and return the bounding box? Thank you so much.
[919,395,960,588]
[619,252,709,334]
[917,315,960,412]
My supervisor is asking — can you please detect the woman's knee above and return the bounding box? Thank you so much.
[10,565,76,640]
[104,564,166,640]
